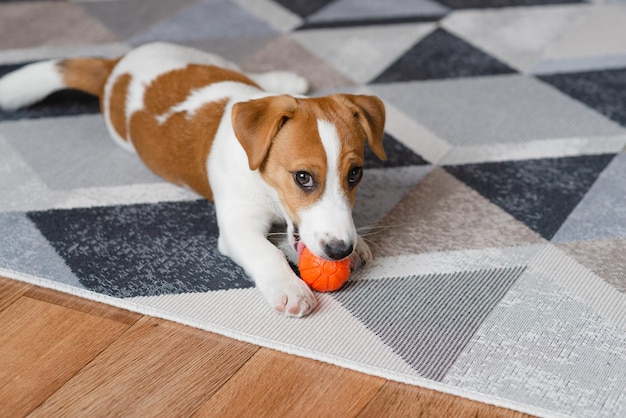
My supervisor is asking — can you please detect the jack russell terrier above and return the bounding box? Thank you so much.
[0,42,387,317]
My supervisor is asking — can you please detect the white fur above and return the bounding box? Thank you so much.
[246,71,309,95]
[207,100,317,317]
[157,81,260,124]
[0,60,64,110]
[298,120,357,258]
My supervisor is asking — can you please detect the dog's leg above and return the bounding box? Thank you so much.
[246,71,309,95]
[217,213,317,317]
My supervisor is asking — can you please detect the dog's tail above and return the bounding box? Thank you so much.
[0,57,118,111]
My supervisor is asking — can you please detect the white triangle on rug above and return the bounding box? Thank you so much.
[532,245,626,331]
[545,5,626,62]
[354,244,545,283]
[441,5,587,73]
[126,287,417,377]
[291,23,436,84]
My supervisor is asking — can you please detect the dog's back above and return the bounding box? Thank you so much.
[0,43,263,200]
[101,44,263,199]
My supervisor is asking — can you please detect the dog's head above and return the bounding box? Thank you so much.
[232,94,386,261]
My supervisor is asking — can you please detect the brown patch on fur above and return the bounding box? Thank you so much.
[144,64,258,116]
[123,64,259,198]
[129,99,228,201]
[258,103,328,224]
[232,95,298,171]
[308,94,386,206]
[58,57,137,143]
[336,94,387,161]
[108,73,132,141]
[59,58,119,97]
[326,95,386,206]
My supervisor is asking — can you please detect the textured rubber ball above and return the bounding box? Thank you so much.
[298,245,350,292]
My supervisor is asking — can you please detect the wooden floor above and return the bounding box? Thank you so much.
[0,276,531,417]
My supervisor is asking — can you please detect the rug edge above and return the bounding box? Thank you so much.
[0,267,568,418]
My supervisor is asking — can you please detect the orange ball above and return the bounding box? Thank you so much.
[298,245,350,292]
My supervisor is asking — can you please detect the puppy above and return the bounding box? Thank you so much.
[0,42,387,317]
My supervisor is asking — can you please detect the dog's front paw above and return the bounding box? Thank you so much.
[350,235,373,270]
[258,276,317,317]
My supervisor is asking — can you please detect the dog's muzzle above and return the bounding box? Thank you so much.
[323,239,354,260]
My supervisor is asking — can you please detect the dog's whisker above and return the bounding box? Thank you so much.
[356,223,405,237]
[361,236,384,252]
[265,231,290,237]
[357,221,409,230]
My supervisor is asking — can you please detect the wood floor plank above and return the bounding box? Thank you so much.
[30,317,259,417]
[358,381,530,418]
[0,297,130,417]
[0,276,31,312]
[195,347,386,417]
[25,285,142,325]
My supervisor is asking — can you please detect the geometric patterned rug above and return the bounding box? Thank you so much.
[2,1,626,416]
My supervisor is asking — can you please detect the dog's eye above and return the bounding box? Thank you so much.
[348,167,363,187]
[294,171,314,189]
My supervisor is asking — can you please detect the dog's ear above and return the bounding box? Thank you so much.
[340,94,387,161]
[232,95,297,170]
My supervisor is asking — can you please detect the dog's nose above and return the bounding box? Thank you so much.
[323,240,354,260]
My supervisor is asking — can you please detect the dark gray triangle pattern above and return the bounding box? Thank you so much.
[26,201,253,298]
[334,266,525,380]
[371,28,516,83]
